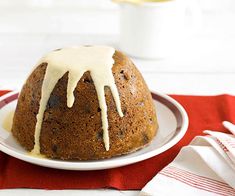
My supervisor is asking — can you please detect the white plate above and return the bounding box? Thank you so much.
[0,91,188,170]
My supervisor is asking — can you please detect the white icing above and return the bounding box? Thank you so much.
[30,46,123,155]
[3,110,14,132]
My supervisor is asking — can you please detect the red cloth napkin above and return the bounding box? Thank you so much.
[0,90,234,190]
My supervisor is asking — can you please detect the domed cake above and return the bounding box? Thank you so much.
[12,46,158,160]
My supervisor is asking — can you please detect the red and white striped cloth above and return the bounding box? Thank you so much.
[140,124,235,196]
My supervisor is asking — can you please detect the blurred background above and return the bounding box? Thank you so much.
[0,0,235,93]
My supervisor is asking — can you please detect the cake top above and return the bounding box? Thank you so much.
[38,46,120,108]
[31,46,124,155]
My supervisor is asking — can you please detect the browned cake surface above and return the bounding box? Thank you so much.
[12,51,158,160]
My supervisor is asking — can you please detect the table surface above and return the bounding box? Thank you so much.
[1,1,235,195]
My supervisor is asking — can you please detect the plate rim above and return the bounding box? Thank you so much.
[0,90,189,170]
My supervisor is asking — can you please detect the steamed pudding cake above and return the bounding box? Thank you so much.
[12,46,158,160]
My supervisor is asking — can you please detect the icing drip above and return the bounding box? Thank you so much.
[30,46,123,155]
[3,110,14,132]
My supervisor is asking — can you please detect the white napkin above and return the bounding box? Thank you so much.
[140,129,235,196]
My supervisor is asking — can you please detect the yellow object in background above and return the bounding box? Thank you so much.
[113,0,172,5]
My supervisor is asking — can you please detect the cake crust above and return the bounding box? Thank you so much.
[12,51,158,160]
